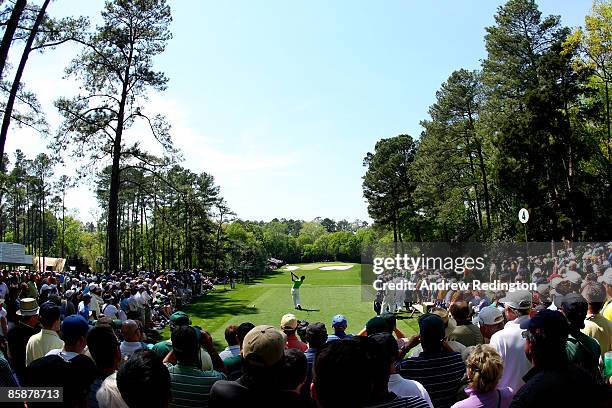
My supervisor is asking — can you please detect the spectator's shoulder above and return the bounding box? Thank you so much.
[203,369,226,380]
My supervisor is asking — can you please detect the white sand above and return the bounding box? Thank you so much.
[286,266,300,271]
[318,265,353,270]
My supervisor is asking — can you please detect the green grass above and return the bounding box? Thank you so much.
[160,262,419,348]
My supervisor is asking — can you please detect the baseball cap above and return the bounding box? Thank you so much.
[500,290,532,310]
[331,314,347,328]
[281,313,298,330]
[242,325,286,367]
[478,306,504,326]
[418,313,445,341]
[520,309,569,336]
[61,315,90,342]
[366,316,390,335]
[169,311,191,326]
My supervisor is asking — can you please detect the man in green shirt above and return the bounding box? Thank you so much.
[558,293,601,381]
[290,272,305,310]
[152,311,191,359]
[165,325,225,408]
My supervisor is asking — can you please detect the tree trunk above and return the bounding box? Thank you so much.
[41,177,45,270]
[107,61,132,272]
[133,199,137,272]
[605,82,611,189]
[61,185,65,258]
[476,143,492,231]
[0,0,27,80]
[0,0,51,171]
[213,212,224,275]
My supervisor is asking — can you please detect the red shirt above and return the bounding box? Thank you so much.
[286,334,307,352]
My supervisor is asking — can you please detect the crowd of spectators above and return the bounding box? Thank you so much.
[0,243,611,407]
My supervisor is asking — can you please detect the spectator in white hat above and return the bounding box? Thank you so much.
[489,290,532,393]
[478,307,505,344]
[7,297,40,381]
[581,282,612,360]
[598,268,612,320]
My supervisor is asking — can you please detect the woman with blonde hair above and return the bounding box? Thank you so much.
[451,344,513,408]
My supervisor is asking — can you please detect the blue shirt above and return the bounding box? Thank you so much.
[326,332,353,342]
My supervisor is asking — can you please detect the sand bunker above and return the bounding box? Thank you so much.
[286,266,300,271]
[318,265,353,270]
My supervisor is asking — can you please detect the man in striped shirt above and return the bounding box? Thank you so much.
[396,314,466,408]
[165,325,226,408]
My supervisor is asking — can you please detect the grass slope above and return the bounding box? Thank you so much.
[162,262,419,348]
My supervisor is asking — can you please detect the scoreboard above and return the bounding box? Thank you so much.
[0,242,33,265]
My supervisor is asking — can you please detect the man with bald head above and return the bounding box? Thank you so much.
[119,320,145,361]
[448,300,483,347]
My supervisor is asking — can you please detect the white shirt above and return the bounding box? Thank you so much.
[141,291,151,305]
[219,344,241,361]
[120,341,144,359]
[96,372,129,408]
[46,349,80,361]
[388,373,433,408]
[489,315,532,393]
[134,292,145,308]
[102,304,119,319]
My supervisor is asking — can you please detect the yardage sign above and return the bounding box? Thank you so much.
[519,208,529,224]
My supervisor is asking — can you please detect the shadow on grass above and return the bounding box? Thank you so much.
[299,308,320,312]
[246,268,287,285]
[180,290,260,320]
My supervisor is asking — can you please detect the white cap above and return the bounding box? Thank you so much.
[478,307,504,325]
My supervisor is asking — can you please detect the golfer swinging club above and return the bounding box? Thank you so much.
[290,271,305,310]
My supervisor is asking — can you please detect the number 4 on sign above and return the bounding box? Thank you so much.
[519,208,529,224]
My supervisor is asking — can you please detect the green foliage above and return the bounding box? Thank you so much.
[364,0,611,242]
[362,134,419,242]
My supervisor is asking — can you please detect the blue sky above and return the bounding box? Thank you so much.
[8,0,592,223]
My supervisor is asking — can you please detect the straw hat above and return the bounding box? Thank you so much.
[16,298,39,316]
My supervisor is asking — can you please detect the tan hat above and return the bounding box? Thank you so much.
[16,298,39,316]
[431,307,455,338]
[242,325,286,367]
[280,313,298,330]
